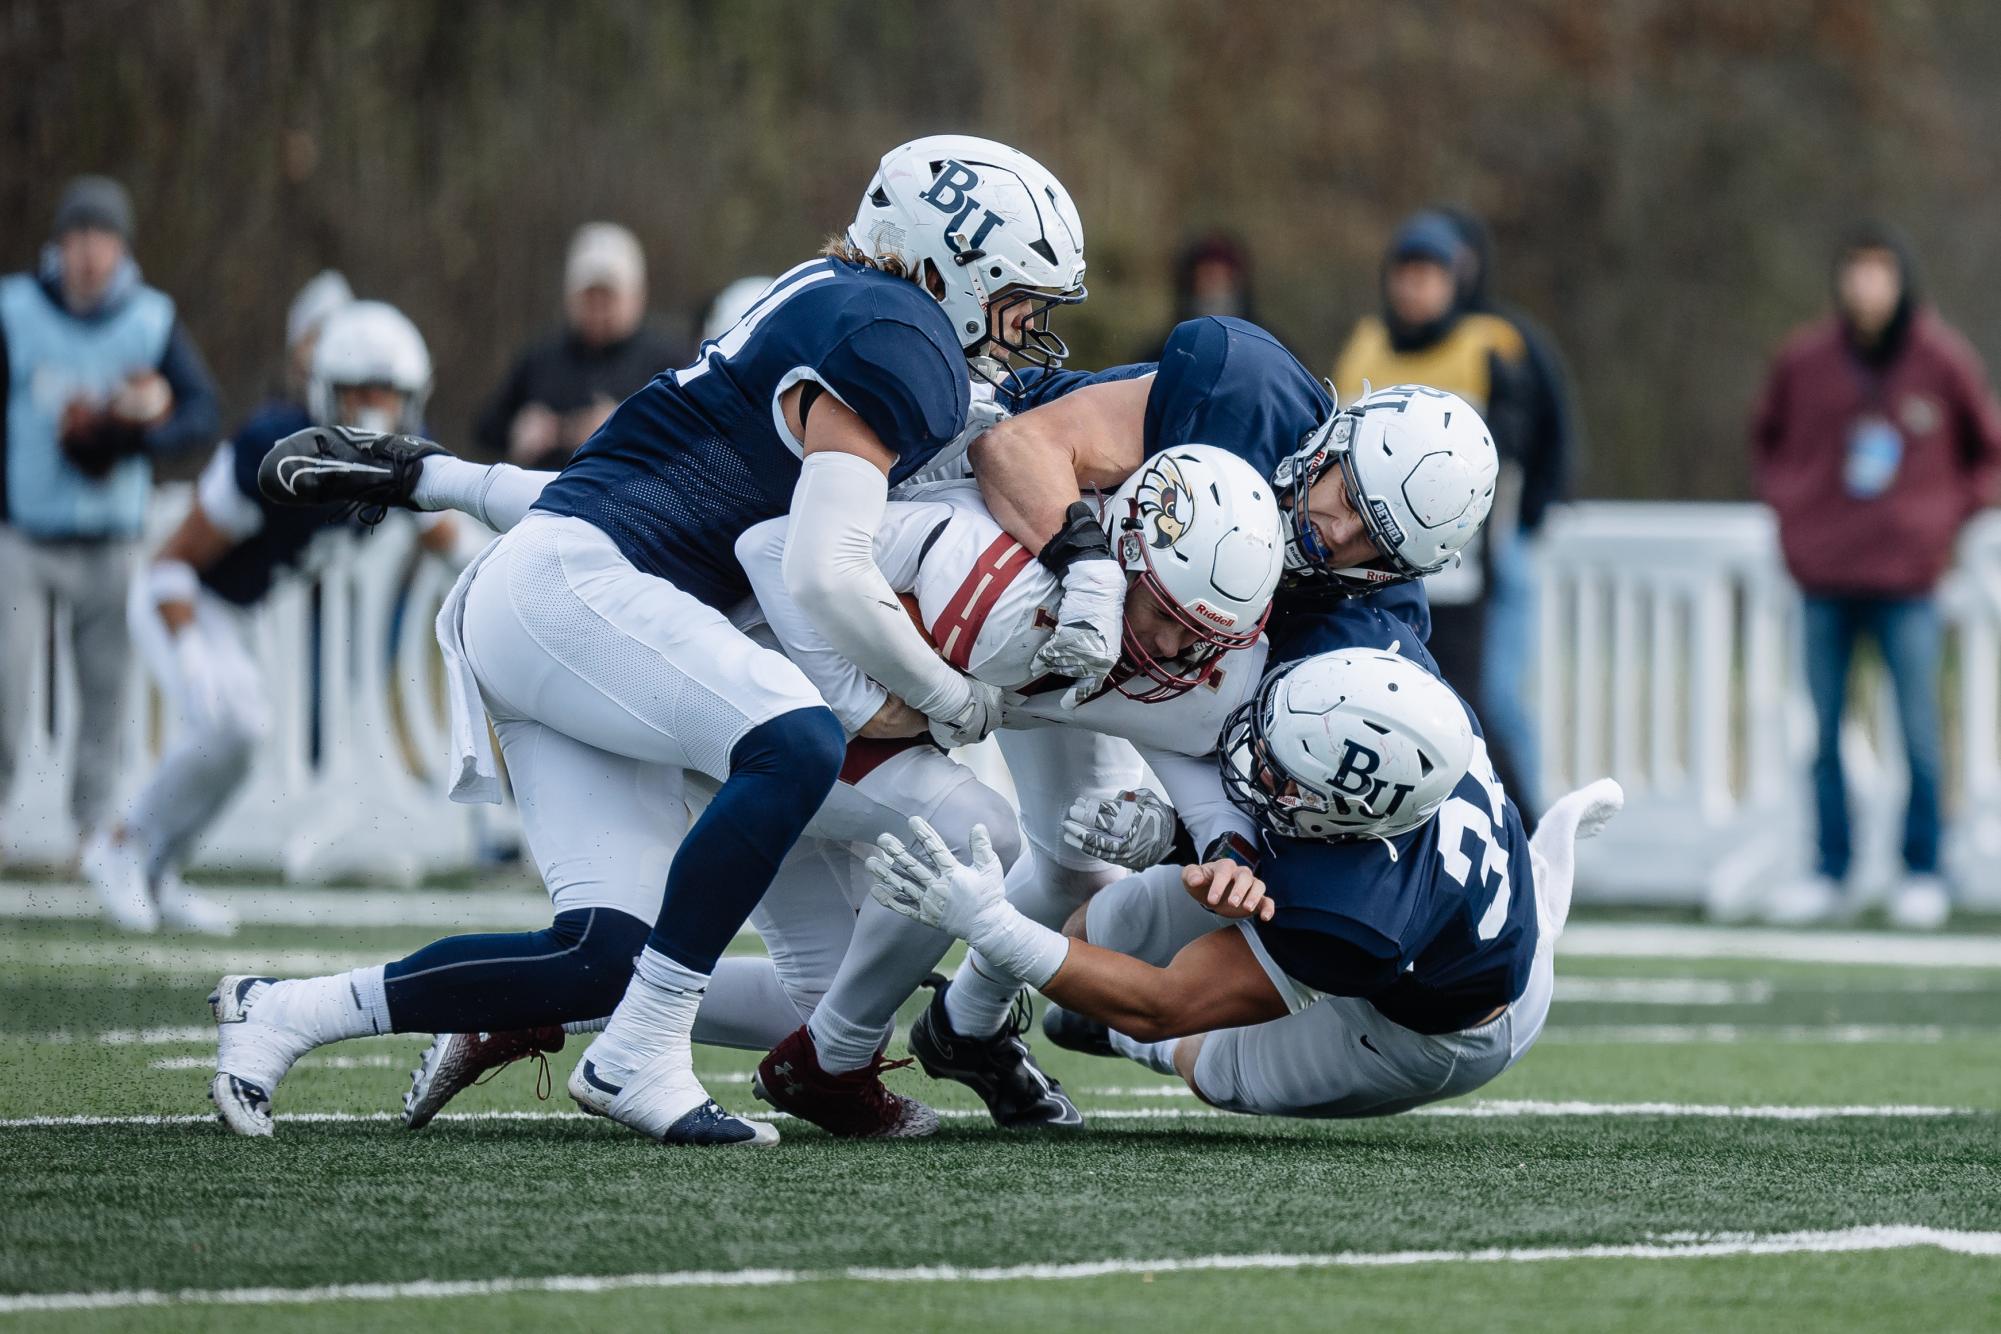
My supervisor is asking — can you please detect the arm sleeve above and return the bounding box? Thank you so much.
[815,318,968,459]
[1140,744,1258,857]
[147,317,221,456]
[1948,341,2001,509]
[1748,355,1789,503]
[737,514,888,736]
[780,451,975,724]
[1515,326,1578,534]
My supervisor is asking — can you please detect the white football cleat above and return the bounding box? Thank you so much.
[404,1026,565,1129]
[1761,874,1843,926]
[566,1043,778,1147]
[1888,875,1951,931]
[81,830,158,934]
[209,974,320,1137]
[155,871,238,937]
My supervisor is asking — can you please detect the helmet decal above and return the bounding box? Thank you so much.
[1134,454,1193,550]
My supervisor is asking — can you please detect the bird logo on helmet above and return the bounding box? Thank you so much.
[1270,383,1498,599]
[1100,445,1284,703]
[847,134,1087,388]
[1219,647,1475,843]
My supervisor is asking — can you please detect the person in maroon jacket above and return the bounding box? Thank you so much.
[1752,223,2001,928]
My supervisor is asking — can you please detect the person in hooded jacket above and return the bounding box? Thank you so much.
[1330,210,1536,820]
[1753,223,2001,930]
[1134,232,1266,363]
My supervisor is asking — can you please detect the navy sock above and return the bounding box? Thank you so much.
[381,906,650,1033]
[645,705,845,974]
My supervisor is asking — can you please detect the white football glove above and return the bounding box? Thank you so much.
[927,675,1006,749]
[866,816,1068,987]
[1060,788,1177,871]
[1029,558,1124,701]
[172,629,229,732]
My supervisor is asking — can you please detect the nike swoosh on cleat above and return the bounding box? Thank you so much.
[275,456,391,495]
[577,1059,623,1098]
[1359,1034,1382,1055]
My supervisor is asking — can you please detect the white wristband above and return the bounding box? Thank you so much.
[970,903,1071,990]
[146,559,199,605]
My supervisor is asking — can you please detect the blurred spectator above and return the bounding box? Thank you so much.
[1438,207,1579,813]
[701,275,776,343]
[1752,223,2001,929]
[1137,232,1260,361]
[0,175,219,864]
[473,222,685,469]
[283,269,353,395]
[1330,209,1536,815]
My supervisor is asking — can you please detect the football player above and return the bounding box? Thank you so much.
[84,300,455,935]
[211,136,1094,1145]
[869,635,1623,1122]
[401,446,1284,1135]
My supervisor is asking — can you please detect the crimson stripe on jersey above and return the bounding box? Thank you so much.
[930,534,1033,670]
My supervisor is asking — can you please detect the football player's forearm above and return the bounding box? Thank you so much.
[785,450,971,722]
[970,421,1084,555]
[1041,928,1287,1042]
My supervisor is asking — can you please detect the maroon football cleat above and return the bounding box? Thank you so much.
[403,1026,566,1129]
[752,1025,940,1139]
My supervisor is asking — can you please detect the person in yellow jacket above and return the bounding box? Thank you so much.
[1332,210,1535,816]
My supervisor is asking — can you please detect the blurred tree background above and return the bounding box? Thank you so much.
[4,0,1997,499]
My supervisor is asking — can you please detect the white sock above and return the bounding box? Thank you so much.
[944,954,1022,1039]
[807,1005,893,1075]
[260,967,386,1044]
[586,947,706,1087]
[1111,1029,1178,1076]
[412,458,548,532]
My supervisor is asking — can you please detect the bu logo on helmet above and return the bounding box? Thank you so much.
[1331,740,1416,816]
[919,160,1008,256]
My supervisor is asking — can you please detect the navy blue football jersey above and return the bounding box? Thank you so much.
[1248,601,1538,1034]
[534,258,970,608]
[200,403,350,606]
[1002,317,1431,639]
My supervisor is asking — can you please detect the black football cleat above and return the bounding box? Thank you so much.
[907,980,1082,1130]
[1040,1003,1116,1059]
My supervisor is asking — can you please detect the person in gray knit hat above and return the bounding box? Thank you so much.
[0,174,219,914]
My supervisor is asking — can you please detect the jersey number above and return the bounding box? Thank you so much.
[1433,741,1512,940]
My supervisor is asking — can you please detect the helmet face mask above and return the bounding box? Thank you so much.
[1273,384,1499,600]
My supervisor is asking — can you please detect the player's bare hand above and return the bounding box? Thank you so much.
[859,695,928,739]
[1182,860,1273,922]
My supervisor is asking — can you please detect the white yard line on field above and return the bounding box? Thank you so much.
[1553,977,1774,1005]
[1,1226,1995,1314]
[1557,924,2001,969]
[1536,1024,1987,1045]
[0,1101,1979,1131]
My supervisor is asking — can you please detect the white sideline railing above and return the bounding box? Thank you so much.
[6,496,2000,909]
[1536,504,2001,912]
[0,490,485,885]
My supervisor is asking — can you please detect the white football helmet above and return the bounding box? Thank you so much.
[702,275,776,343]
[1271,384,1498,598]
[308,300,432,434]
[1220,647,1474,842]
[846,134,1087,367]
[1103,444,1285,702]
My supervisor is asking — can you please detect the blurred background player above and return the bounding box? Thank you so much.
[83,299,454,932]
[1752,223,2001,929]
[472,222,687,470]
[0,174,220,872]
[1330,211,1536,815]
[700,275,777,344]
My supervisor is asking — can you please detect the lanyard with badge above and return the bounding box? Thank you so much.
[1842,359,1903,500]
